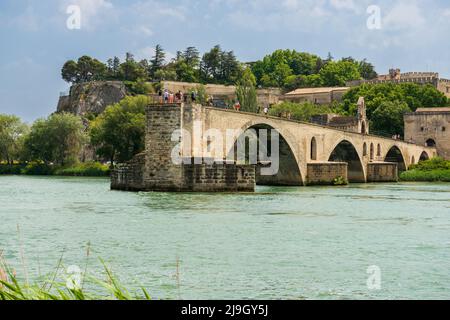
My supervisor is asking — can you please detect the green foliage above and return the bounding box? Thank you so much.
[269,101,344,122]
[408,157,450,171]
[251,50,367,90]
[400,169,450,182]
[20,161,55,175]
[0,259,151,300]
[400,158,450,182]
[333,176,348,186]
[0,114,29,164]
[370,100,411,136]
[62,56,107,83]
[342,83,448,118]
[23,113,86,166]
[149,44,166,77]
[318,60,361,87]
[90,96,148,164]
[124,78,152,95]
[200,45,242,85]
[236,69,258,113]
[0,163,25,175]
[54,162,110,177]
[191,85,208,105]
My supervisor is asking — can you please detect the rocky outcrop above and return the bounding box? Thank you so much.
[57,81,127,116]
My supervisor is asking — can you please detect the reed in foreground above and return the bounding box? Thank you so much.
[0,259,151,300]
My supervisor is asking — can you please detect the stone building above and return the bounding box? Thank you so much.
[282,87,349,105]
[311,97,369,134]
[347,69,450,98]
[404,108,450,160]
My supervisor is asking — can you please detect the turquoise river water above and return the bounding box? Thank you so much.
[0,176,449,299]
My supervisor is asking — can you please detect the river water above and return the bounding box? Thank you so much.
[0,176,449,299]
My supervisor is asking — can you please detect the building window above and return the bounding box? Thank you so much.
[363,143,367,156]
[420,127,424,132]
[377,144,381,157]
[443,127,446,132]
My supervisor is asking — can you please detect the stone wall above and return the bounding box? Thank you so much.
[306,162,348,185]
[111,153,145,191]
[112,103,256,192]
[367,162,398,182]
[143,104,185,191]
[404,111,450,160]
[183,163,255,192]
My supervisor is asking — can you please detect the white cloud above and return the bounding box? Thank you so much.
[443,9,450,17]
[383,1,426,30]
[329,0,359,13]
[12,6,40,32]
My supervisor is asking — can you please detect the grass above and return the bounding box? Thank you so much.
[399,157,450,182]
[0,252,151,300]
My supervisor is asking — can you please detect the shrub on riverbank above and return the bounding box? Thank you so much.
[399,158,450,182]
[0,164,25,174]
[0,162,110,177]
[54,162,110,177]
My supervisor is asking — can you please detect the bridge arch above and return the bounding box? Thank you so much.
[426,139,436,147]
[328,139,366,183]
[384,145,407,172]
[229,122,303,186]
[419,151,429,162]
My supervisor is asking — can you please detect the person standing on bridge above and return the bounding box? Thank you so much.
[263,105,269,116]
[234,100,241,112]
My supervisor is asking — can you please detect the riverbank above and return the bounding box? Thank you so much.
[0,162,110,177]
[399,158,450,182]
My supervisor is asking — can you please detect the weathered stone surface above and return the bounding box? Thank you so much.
[367,162,398,182]
[404,108,450,160]
[57,81,126,116]
[111,103,256,192]
[306,162,348,185]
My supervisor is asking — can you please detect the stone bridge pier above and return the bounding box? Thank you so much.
[111,103,437,192]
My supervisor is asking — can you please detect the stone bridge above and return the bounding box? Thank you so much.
[111,103,437,192]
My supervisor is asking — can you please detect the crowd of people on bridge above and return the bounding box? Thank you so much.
[157,88,271,117]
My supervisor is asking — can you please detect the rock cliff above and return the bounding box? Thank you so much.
[57,81,127,116]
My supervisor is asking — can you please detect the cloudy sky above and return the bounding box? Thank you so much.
[1,0,449,121]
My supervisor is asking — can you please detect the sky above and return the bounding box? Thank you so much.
[0,0,449,122]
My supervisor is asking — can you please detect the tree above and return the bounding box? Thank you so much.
[61,60,79,83]
[61,56,107,83]
[268,102,339,122]
[370,101,411,137]
[0,114,29,165]
[342,83,448,119]
[358,59,378,80]
[183,46,200,68]
[319,60,361,86]
[236,69,258,113]
[150,45,166,78]
[23,113,86,166]
[89,96,148,165]
[199,45,242,85]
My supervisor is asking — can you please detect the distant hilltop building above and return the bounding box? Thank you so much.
[311,97,369,134]
[404,107,450,160]
[282,87,349,105]
[347,69,450,98]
